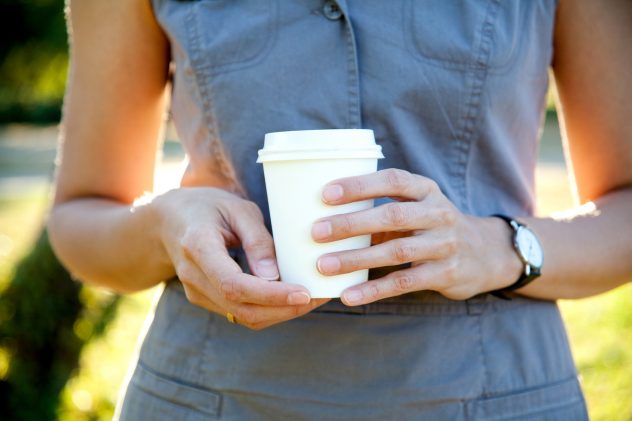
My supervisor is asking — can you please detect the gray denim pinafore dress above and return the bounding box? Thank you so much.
[116,1,589,419]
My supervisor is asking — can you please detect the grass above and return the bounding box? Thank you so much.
[0,157,630,420]
[560,287,632,420]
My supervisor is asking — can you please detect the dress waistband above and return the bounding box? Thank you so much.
[164,278,551,317]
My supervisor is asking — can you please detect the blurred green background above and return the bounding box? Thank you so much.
[0,0,68,124]
[0,1,630,420]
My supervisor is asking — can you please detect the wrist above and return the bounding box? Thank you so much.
[141,190,177,275]
[480,216,524,293]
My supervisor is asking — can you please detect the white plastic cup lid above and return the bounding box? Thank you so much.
[256,129,384,163]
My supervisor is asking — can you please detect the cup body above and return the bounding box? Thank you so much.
[257,129,383,298]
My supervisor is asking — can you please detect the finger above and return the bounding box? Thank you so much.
[312,201,455,242]
[229,298,330,330]
[321,168,440,205]
[180,282,224,314]
[316,233,451,275]
[180,231,311,306]
[224,200,280,281]
[182,282,329,330]
[339,263,446,306]
[217,272,313,306]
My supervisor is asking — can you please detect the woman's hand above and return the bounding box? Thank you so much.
[311,169,522,305]
[154,187,329,329]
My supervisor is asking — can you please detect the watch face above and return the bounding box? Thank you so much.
[516,226,544,268]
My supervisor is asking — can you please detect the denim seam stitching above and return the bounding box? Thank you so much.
[406,0,512,72]
[474,376,585,420]
[135,361,221,417]
[128,382,210,419]
[343,12,362,129]
[480,375,580,400]
[450,0,499,212]
[189,0,277,75]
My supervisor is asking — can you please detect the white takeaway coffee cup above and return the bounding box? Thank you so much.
[256,129,384,298]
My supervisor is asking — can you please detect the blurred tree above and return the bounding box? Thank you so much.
[0,0,68,123]
[0,230,120,420]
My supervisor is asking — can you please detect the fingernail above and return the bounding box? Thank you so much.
[312,221,332,240]
[257,259,279,280]
[323,184,344,202]
[287,291,311,305]
[317,256,341,275]
[343,290,363,305]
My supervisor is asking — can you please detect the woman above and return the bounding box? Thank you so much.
[49,0,631,419]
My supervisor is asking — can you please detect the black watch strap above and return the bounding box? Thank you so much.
[490,214,542,300]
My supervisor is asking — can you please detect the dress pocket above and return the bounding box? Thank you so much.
[406,0,519,70]
[119,362,222,420]
[188,0,277,74]
[469,377,588,421]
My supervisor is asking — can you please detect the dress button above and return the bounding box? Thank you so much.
[323,1,343,21]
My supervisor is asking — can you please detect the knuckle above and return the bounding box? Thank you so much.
[425,178,440,194]
[441,236,459,256]
[346,177,367,196]
[393,274,415,292]
[367,283,381,300]
[218,277,241,301]
[384,203,410,227]
[385,168,412,191]
[242,235,271,253]
[247,323,266,332]
[244,200,264,218]
[443,260,459,285]
[392,243,416,264]
[336,214,355,236]
[184,289,202,306]
[179,227,213,259]
[179,230,197,256]
[439,207,457,226]
[340,252,361,272]
[235,307,258,326]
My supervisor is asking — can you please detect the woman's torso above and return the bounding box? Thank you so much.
[117,1,588,419]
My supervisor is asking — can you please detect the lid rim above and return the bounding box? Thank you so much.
[256,152,384,163]
[258,129,383,163]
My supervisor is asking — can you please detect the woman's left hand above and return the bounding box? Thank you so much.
[311,169,523,305]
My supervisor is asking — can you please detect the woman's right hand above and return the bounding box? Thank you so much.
[152,187,329,330]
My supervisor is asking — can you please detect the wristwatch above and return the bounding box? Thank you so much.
[491,214,544,299]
